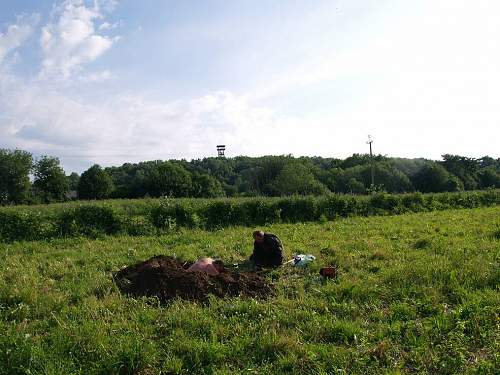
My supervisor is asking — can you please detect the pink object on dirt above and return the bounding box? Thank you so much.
[186,257,220,276]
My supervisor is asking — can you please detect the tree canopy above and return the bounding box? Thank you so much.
[0,148,499,205]
[77,165,114,200]
[33,156,68,203]
[0,149,32,204]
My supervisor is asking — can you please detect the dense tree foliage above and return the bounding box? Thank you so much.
[0,148,499,204]
[144,161,192,197]
[77,165,114,200]
[478,168,500,189]
[272,162,329,196]
[33,156,69,203]
[100,154,500,199]
[0,149,32,204]
[67,172,80,191]
[441,154,479,190]
[191,173,224,198]
[412,163,463,193]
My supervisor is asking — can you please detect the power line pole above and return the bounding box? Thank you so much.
[366,135,374,188]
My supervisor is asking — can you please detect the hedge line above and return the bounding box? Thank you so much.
[0,190,499,242]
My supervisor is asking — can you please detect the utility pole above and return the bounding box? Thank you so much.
[366,135,374,188]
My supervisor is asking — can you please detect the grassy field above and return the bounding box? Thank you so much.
[1,207,499,374]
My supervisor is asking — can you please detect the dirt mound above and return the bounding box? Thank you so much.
[114,256,274,302]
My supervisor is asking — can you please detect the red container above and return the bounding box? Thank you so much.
[319,266,337,278]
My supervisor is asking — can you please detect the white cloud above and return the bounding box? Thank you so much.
[39,0,118,79]
[0,14,39,66]
[99,21,121,31]
[78,69,115,82]
[96,0,119,13]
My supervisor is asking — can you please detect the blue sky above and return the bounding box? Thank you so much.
[0,0,499,173]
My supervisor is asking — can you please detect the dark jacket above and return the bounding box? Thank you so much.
[250,233,284,267]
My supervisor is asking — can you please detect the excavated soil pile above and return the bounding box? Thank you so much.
[114,256,274,302]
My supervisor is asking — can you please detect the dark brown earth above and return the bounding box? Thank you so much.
[114,256,274,302]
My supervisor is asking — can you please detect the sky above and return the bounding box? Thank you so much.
[0,0,499,173]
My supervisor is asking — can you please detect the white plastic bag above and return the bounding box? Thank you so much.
[293,254,316,267]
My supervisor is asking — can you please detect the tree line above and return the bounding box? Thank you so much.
[0,148,499,204]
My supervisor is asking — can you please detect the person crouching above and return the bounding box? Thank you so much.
[250,230,284,268]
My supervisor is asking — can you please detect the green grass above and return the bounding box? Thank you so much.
[0,207,499,374]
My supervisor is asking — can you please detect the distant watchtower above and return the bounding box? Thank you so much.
[217,145,226,157]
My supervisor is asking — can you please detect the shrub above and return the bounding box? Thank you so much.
[172,203,202,228]
[57,205,122,237]
[278,196,318,222]
[401,192,426,212]
[424,194,447,211]
[202,201,235,229]
[368,192,402,214]
[149,198,204,229]
[149,200,177,230]
[479,188,500,206]
[124,216,157,236]
[318,195,349,219]
[232,199,281,226]
[0,190,498,241]
[0,211,49,242]
[450,192,480,209]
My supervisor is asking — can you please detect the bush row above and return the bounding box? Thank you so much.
[0,190,499,242]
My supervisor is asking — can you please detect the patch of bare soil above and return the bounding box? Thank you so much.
[114,256,274,302]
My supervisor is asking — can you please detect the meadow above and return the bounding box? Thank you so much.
[1,205,499,374]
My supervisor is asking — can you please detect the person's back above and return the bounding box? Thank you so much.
[250,231,284,267]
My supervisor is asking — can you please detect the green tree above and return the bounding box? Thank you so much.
[478,156,499,169]
[412,163,463,193]
[0,149,33,204]
[478,168,500,188]
[389,157,428,176]
[190,157,236,184]
[346,177,366,194]
[340,153,388,169]
[77,165,114,199]
[145,161,192,197]
[192,173,225,198]
[67,172,80,191]
[105,163,147,198]
[33,156,69,202]
[362,162,412,193]
[257,156,292,195]
[440,154,480,190]
[272,162,329,196]
[329,166,366,194]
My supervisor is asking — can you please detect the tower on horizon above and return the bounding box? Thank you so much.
[217,145,226,157]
